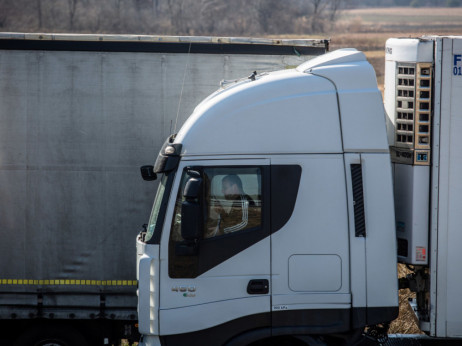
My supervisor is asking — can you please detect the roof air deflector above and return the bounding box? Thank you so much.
[296,48,367,72]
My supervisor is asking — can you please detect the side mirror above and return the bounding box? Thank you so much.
[183,176,202,199]
[177,175,203,256]
[177,201,202,256]
[181,200,202,241]
[140,165,157,181]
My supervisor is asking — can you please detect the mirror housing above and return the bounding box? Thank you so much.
[153,135,182,174]
[140,165,157,181]
[183,176,202,199]
[176,172,202,256]
[181,200,202,242]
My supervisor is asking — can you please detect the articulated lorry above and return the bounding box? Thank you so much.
[0,33,326,346]
[137,36,462,345]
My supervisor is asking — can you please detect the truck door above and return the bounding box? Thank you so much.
[158,159,271,344]
[270,155,352,335]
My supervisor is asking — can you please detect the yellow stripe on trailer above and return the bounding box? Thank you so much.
[0,279,138,286]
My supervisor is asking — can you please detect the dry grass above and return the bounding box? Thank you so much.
[389,264,424,334]
[338,7,462,33]
[340,7,462,24]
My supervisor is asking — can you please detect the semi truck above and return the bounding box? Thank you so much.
[0,32,327,346]
[137,36,462,345]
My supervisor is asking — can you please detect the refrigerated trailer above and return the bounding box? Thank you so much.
[385,36,462,338]
[0,32,327,346]
[137,36,462,345]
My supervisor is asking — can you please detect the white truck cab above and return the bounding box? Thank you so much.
[137,49,398,346]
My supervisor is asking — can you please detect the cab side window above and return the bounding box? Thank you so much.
[168,166,262,278]
[203,167,262,239]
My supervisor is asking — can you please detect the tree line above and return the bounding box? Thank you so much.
[0,0,346,36]
[349,0,460,7]
[1,0,459,36]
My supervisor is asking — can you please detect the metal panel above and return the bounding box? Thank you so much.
[436,37,454,338]
[394,164,430,265]
[288,255,342,292]
[0,40,322,315]
[362,153,398,309]
[270,154,351,310]
[0,33,328,54]
[438,37,462,338]
[429,37,443,337]
[42,294,100,307]
[344,154,367,315]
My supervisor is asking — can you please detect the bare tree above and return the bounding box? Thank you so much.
[115,0,122,29]
[0,0,346,35]
[309,0,328,32]
[152,0,159,14]
[302,0,346,33]
[329,0,343,21]
[256,0,272,33]
[256,0,306,35]
[199,0,226,33]
[166,0,187,34]
[37,0,43,29]
[68,0,77,30]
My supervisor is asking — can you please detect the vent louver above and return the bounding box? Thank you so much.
[392,62,432,165]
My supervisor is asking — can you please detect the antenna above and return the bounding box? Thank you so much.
[173,42,192,135]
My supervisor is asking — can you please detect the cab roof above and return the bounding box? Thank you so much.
[175,49,389,156]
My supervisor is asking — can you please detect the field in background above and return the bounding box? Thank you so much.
[338,7,462,33]
[333,7,462,89]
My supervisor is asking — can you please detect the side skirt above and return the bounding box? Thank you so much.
[159,307,398,346]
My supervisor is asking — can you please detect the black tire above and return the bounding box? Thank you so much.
[14,325,89,346]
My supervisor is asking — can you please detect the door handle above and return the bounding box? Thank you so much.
[247,279,269,294]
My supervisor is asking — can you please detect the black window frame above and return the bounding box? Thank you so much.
[169,165,270,278]
[167,163,302,279]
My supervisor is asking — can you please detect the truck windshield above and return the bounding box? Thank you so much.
[145,173,174,243]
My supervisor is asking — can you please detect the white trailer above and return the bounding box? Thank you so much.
[0,32,327,346]
[137,36,462,345]
[385,36,462,339]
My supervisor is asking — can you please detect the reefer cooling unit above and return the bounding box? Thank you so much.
[384,38,434,265]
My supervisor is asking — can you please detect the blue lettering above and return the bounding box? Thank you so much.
[454,54,462,66]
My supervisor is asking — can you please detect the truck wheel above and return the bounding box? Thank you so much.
[14,325,89,346]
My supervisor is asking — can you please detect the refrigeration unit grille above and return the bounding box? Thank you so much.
[415,63,432,166]
[393,62,432,166]
[395,64,416,149]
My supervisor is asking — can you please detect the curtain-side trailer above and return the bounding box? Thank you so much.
[0,33,327,346]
